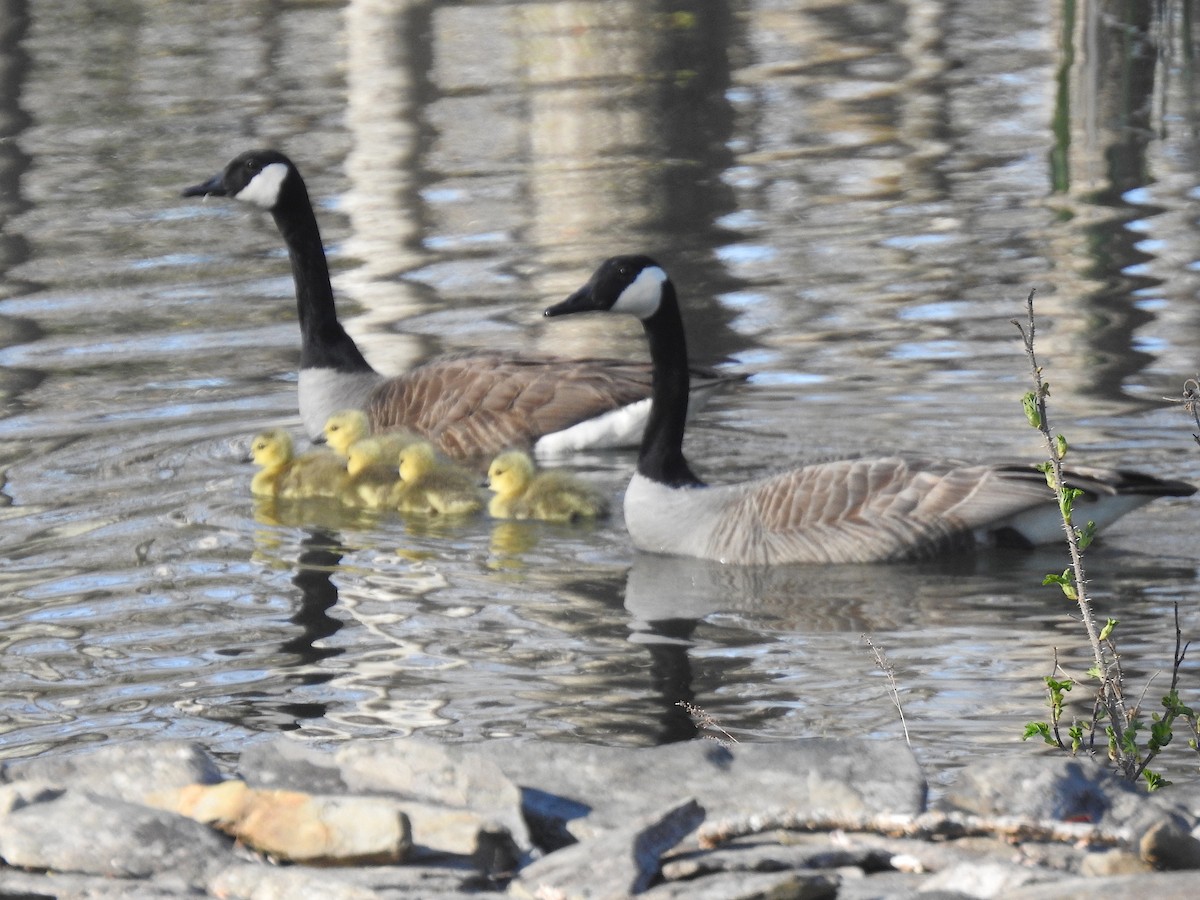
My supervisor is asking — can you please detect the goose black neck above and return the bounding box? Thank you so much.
[272,186,374,374]
[637,280,703,487]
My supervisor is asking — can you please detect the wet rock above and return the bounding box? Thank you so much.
[0,784,229,887]
[0,740,222,802]
[160,780,412,865]
[509,798,704,899]
[480,737,926,843]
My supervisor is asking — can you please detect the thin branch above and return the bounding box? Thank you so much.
[863,635,911,747]
[1012,290,1132,773]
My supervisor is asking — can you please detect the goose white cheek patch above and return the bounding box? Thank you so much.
[236,162,289,209]
[613,266,667,318]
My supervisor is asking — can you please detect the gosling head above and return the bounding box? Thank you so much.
[323,409,371,458]
[487,450,536,498]
[346,437,389,478]
[249,430,294,470]
[397,441,439,484]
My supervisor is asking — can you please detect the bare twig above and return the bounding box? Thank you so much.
[676,701,739,746]
[863,635,911,747]
[697,808,1130,850]
[1181,378,1200,447]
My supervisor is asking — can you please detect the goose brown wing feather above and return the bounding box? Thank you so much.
[709,458,1061,564]
[367,352,654,460]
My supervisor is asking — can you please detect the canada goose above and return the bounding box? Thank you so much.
[248,429,348,500]
[323,409,417,459]
[486,450,609,522]
[183,150,736,460]
[394,441,484,516]
[343,436,402,509]
[545,255,1196,564]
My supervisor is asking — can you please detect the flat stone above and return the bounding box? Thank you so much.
[0,785,229,887]
[210,863,384,900]
[480,738,925,842]
[240,737,528,863]
[162,780,411,865]
[509,798,704,899]
[641,869,840,899]
[238,736,349,794]
[333,738,529,861]
[0,741,222,803]
[661,835,891,880]
[1006,871,1200,899]
[0,868,189,899]
[918,861,1053,897]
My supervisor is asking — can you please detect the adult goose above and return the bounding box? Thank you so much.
[182,150,732,461]
[545,255,1196,565]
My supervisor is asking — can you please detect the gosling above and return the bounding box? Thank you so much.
[344,437,403,508]
[486,450,609,522]
[248,429,347,500]
[394,441,484,516]
[323,409,418,459]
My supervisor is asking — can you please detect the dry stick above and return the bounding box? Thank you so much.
[1182,378,1200,447]
[863,635,911,747]
[696,808,1129,851]
[1011,290,1132,772]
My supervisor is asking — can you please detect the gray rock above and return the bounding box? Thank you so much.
[1006,871,1200,899]
[0,785,230,887]
[918,861,1054,897]
[661,834,891,880]
[509,798,704,899]
[336,738,528,864]
[211,863,384,900]
[239,736,528,864]
[642,869,840,899]
[0,741,222,804]
[480,738,926,842]
[213,860,494,900]
[0,868,191,899]
[237,736,349,794]
[941,755,1196,862]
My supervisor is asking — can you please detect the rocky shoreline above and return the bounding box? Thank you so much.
[1,736,1199,898]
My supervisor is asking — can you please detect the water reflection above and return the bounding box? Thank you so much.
[0,0,1198,778]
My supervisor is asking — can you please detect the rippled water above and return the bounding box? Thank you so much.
[2,0,1199,788]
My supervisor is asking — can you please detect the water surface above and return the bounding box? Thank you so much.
[1,0,1198,789]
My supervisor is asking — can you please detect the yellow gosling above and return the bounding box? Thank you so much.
[343,437,402,508]
[322,409,418,459]
[394,441,483,516]
[249,430,347,500]
[486,450,608,522]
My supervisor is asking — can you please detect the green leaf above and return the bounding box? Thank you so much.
[1098,618,1117,642]
[1068,724,1084,754]
[1021,392,1041,428]
[1023,722,1054,745]
[1077,521,1097,550]
[1144,770,1170,792]
[1054,434,1069,459]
